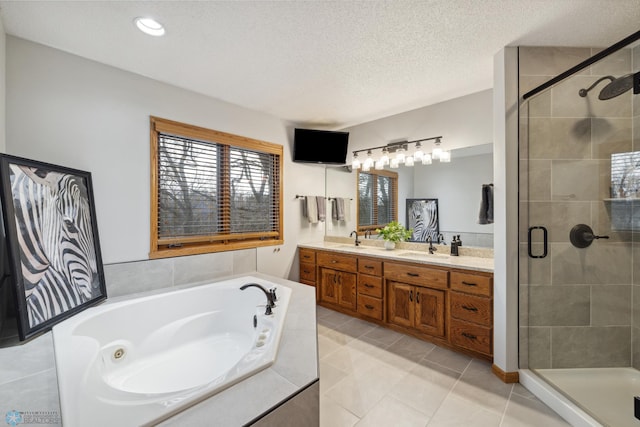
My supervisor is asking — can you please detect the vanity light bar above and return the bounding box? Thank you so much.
[351,136,448,170]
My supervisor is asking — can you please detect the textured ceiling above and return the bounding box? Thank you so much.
[1,1,639,128]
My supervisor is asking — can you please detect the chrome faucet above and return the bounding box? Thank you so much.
[427,236,437,254]
[240,283,276,315]
[350,230,361,246]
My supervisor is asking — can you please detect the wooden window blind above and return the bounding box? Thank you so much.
[150,117,283,258]
[357,169,398,232]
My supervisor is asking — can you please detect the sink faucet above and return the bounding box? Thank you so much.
[364,230,372,239]
[350,230,361,246]
[427,236,437,254]
[240,283,276,315]
[437,233,445,245]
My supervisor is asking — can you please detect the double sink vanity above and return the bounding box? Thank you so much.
[299,239,494,360]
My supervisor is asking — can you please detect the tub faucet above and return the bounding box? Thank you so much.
[349,230,361,246]
[427,236,437,254]
[240,283,276,315]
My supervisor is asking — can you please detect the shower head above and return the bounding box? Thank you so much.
[598,73,634,100]
[579,72,640,100]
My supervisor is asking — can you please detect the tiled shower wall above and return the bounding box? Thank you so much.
[519,45,638,369]
[0,250,257,425]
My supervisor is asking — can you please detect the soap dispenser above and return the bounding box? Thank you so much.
[450,236,459,256]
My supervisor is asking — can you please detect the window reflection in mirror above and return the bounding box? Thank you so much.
[357,169,398,232]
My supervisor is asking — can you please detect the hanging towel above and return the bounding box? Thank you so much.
[316,196,326,222]
[336,198,345,221]
[331,199,338,221]
[304,196,318,224]
[478,184,494,224]
[343,198,351,222]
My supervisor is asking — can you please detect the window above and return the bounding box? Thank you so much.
[150,117,283,258]
[357,169,398,232]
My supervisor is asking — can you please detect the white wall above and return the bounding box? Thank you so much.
[6,37,324,276]
[343,89,492,156]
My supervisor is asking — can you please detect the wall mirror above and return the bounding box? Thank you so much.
[325,143,494,248]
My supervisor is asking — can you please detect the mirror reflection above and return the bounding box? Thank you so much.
[325,143,494,248]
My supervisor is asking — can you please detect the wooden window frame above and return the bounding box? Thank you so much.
[150,116,283,259]
[356,169,398,232]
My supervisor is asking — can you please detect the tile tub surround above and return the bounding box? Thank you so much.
[0,268,318,426]
[317,306,569,427]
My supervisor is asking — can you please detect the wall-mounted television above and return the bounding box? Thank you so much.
[293,128,349,165]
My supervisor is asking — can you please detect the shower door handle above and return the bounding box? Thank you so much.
[528,226,548,259]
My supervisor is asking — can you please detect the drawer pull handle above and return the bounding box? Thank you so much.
[409,291,413,302]
[364,265,375,269]
[364,284,374,288]
[462,281,477,287]
[462,305,478,312]
[416,292,420,303]
[304,270,310,274]
[365,304,374,310]
[407,272,419,277]
[303,255,311,259]
[462,332,477,340]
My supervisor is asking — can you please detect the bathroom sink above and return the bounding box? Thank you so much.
[397,251,450,260]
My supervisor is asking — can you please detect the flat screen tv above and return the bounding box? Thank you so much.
[293,128,349,165]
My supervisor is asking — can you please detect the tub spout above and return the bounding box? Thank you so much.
[240,283,276,315]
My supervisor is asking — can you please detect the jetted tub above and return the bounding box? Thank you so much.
[52,276,291,427]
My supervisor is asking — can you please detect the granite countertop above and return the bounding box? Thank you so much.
[299,239,494,273]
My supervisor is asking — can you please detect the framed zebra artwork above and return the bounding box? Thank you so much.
[0,154,106,341]
[406,198,439,243]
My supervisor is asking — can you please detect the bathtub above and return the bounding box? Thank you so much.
[52,275,291,427]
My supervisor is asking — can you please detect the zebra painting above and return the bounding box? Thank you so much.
[406,198,439,242]
[0,155,105,340]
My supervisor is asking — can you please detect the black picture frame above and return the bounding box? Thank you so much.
[0,154,106,341]
[406,198,439,242]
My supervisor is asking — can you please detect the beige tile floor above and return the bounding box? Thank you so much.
[317,306,570,427]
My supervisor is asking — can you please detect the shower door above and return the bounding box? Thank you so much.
[519,39,640,426]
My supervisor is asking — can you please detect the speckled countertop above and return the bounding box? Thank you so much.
[299,237,494,273]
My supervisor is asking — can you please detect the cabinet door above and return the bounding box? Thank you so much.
[415,287,446,338]
[319,268,339,305]
[387,281,414,328]
[338,272,357,311]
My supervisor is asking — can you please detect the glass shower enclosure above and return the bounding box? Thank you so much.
[519,31,640,426]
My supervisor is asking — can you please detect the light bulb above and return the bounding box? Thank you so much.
[395,147,405,164]
[380,148,390,165]
[413,142,424,160]
[390,158,399,169]
[134,17,166,36]
[432,147,442,160]
[351,153,361,169]
[422,154,432,165]
[440,151,451,163]
[405,156,414,167]
[375,160,384,170]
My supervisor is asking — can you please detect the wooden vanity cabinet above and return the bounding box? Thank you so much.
[317,251,357,312]
[448,271,493,357]
[299,248,317,286]
[386,262,448,339]
[357,258,383,320]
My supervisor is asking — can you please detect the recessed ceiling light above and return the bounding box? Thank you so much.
[134,17,165,37]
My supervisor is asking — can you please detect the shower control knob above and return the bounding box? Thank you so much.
[569,224,609,248]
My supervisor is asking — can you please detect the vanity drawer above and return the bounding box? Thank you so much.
[317,251,357,272]
[358,258,383,276]
[357,294,383,321]
[384,262,449,289]
[450,272,492,297]
[450,319,492,356]
[299,248,316,264]
[299,263,316,284]
[450,292,491,326]
[358,274,383,298]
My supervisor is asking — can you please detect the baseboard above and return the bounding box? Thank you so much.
[492,364,519,383]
